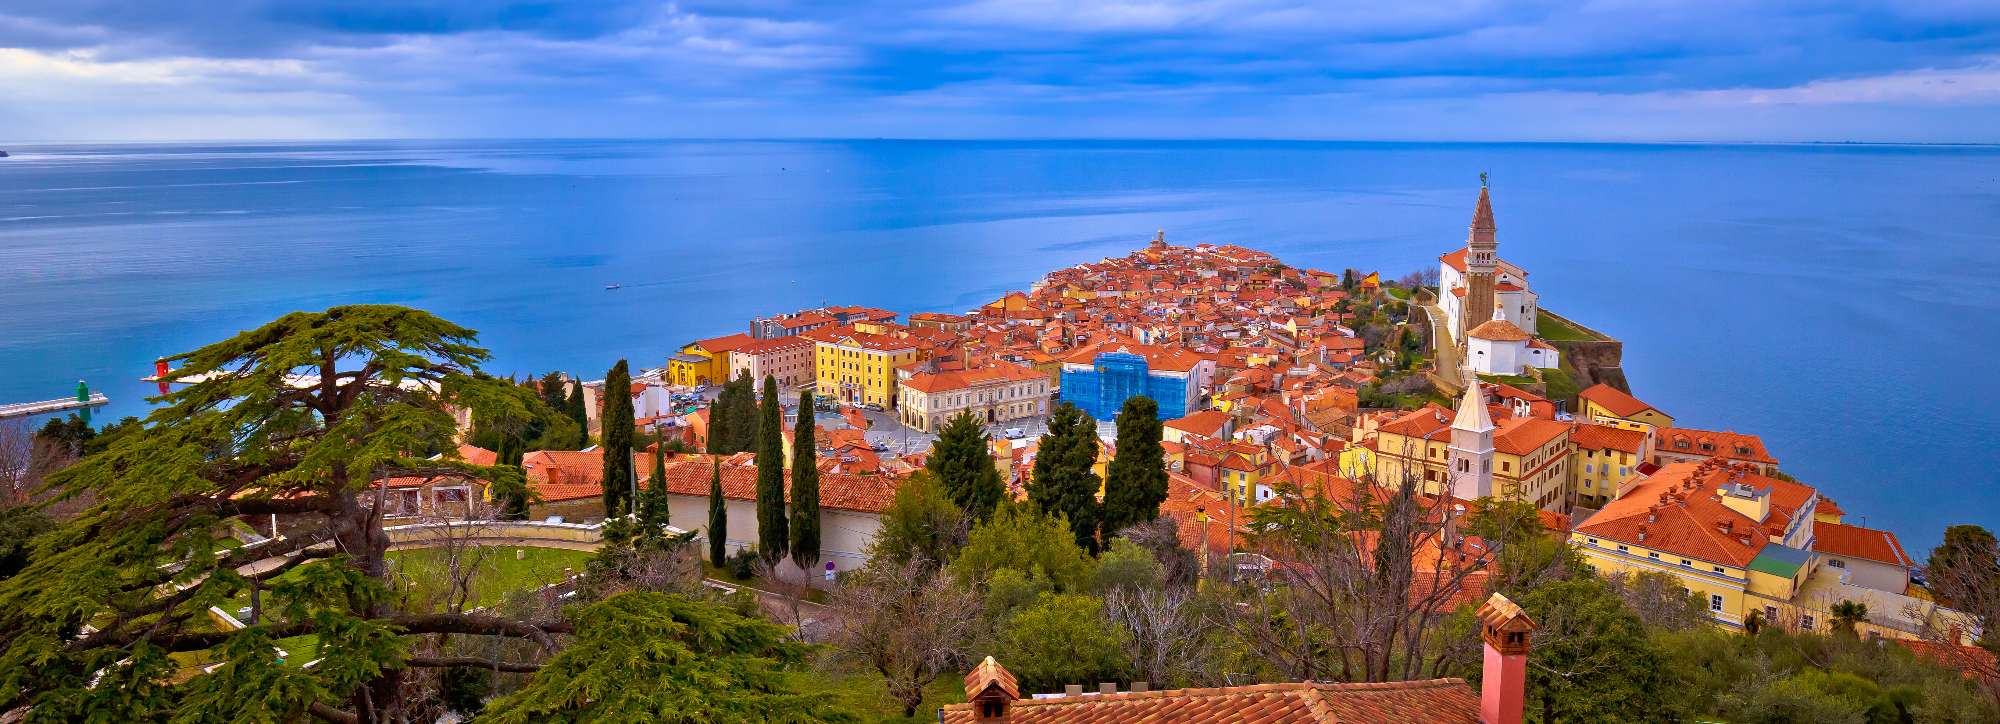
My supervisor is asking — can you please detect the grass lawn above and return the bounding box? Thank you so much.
[1386,287,1410,300]
[1540,364,1582,403]
[701,561,830,603]
[1477,373,1537,386]
[1535,314,1596,342]
[386,545,594,610]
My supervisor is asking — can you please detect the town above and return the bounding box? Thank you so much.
[3,186,1995,724]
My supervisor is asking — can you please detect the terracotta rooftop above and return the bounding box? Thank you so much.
[1467,318,1532,341]
[1578,383,1664,419]
[1569,423,1647,454]
[941,676,1477,724]
[1812,521,1915,567]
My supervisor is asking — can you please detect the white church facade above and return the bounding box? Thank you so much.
[1440,187,1539,346]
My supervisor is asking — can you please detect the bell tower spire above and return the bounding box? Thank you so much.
[1448,361,1495,500]
[1460,183,1499,343]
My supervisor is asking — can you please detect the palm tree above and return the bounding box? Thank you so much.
[1830,600,1869,637]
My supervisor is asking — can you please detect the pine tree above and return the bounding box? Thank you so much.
[1102,395,1168,536]
[926,410,1005,519]
[755,375,789,566]
[789,389,822,571]
[1026,402,1103,555]
[707,458,727,568]
[539,371,568,413]
[601,359,635,517]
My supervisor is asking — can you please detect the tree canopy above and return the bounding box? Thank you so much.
[789,390,822,570]
[1026,403,1101,555]
[474,592,848,724]
[1102,396,1168,537]
[0,305,571,722]
[755,376,789,566]
[925,411,1004,519]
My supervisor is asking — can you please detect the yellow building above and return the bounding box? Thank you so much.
[809,329,919,408]
[1567,423,1651,508]
[667,334,757,387]
[1571,462,1960,641]
[1577,383,1675,428]
[1359,402,1570,511]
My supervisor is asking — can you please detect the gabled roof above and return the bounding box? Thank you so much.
[940,677,1477,724]
[1491,417,1568,455]
[1578,384,1666,419]
[1812,521,1916,567]
[1164,410,1233,438]
[1653,427,1778,465]
[1569,424,1646,454]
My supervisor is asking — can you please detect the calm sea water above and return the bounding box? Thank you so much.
[2,140,1995,550]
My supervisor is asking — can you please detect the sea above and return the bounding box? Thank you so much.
[2,140,1995,551]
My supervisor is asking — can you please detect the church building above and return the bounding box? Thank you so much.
[1440,186,1538,346]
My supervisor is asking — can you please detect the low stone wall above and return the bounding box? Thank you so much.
[384,520,608,551]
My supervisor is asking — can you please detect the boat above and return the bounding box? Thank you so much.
[605,284,621,290]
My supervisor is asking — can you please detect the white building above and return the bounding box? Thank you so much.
[1465,311,1560,375]
[1439,189,1538,346]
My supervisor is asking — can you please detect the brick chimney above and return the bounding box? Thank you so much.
[1476,593,1538,724]
[964,656,1019,722]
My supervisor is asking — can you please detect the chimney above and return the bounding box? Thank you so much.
[964,657,1019,721]
[1064,685,1083,697]
[1637,524,1648,542]
[1099,683,1116,695]
[1131,682,1149,693]
[1476,593,1538,724]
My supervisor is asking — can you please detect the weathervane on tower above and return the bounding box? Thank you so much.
[1481,172,1488,187]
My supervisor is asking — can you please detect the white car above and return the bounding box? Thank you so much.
[1004,428,1026,439]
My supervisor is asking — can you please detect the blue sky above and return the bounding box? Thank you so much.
[1,0,1997,141]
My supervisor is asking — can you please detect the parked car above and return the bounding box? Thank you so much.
[1004,428,1026,439]
[862,403,884,412]
[871,441,890,452]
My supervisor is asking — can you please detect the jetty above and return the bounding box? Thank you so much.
[0,382,108,420]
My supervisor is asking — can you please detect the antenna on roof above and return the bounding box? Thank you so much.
[1480,172,1489,188]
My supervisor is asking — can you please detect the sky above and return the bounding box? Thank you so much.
[1,1,1999,141]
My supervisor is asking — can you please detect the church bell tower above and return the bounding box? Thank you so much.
[1449,361,1496,500]
[1461,185,1498,342]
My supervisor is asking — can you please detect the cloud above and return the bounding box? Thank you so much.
[0,0,1996,140]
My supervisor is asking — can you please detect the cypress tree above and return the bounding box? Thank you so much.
[926,410,1005,519]
[1102,396,1169,536]
[706,396,730,455]
[789,389,821,571]
[638,442,670,531]
[1027,402,1103,555]
[600,360,635,517]
[727,370,760,455]
[494,430,531,521]
[707,458,727,568]
[755,375,789,566]
[565,380,588,446]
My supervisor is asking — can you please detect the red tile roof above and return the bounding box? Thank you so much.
[1812,521,1915,567]
[941,677,1478,724]
[1568,424,1646,454]
[1492,417,1569,456]
[1578,384,1664,419]
[1467,318,1532,341]
[1653,427,1778,465]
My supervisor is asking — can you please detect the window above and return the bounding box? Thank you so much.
[1587,538,1598,545]
[1619,467,1629,476]
[1699,442,1715,452]
[1501,461,1511,472]
[1801,614,1816,630]
[1618,545,1629,552]
[1680,559,1692,567]
[1648,552,1661,559]
[1828,559,1846,569]
[1709,594,1724,612]
[1675,440,1691,450]
[1765,605,1779,621]
[1584,463,1594,474]
[1713,566,1726,574]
